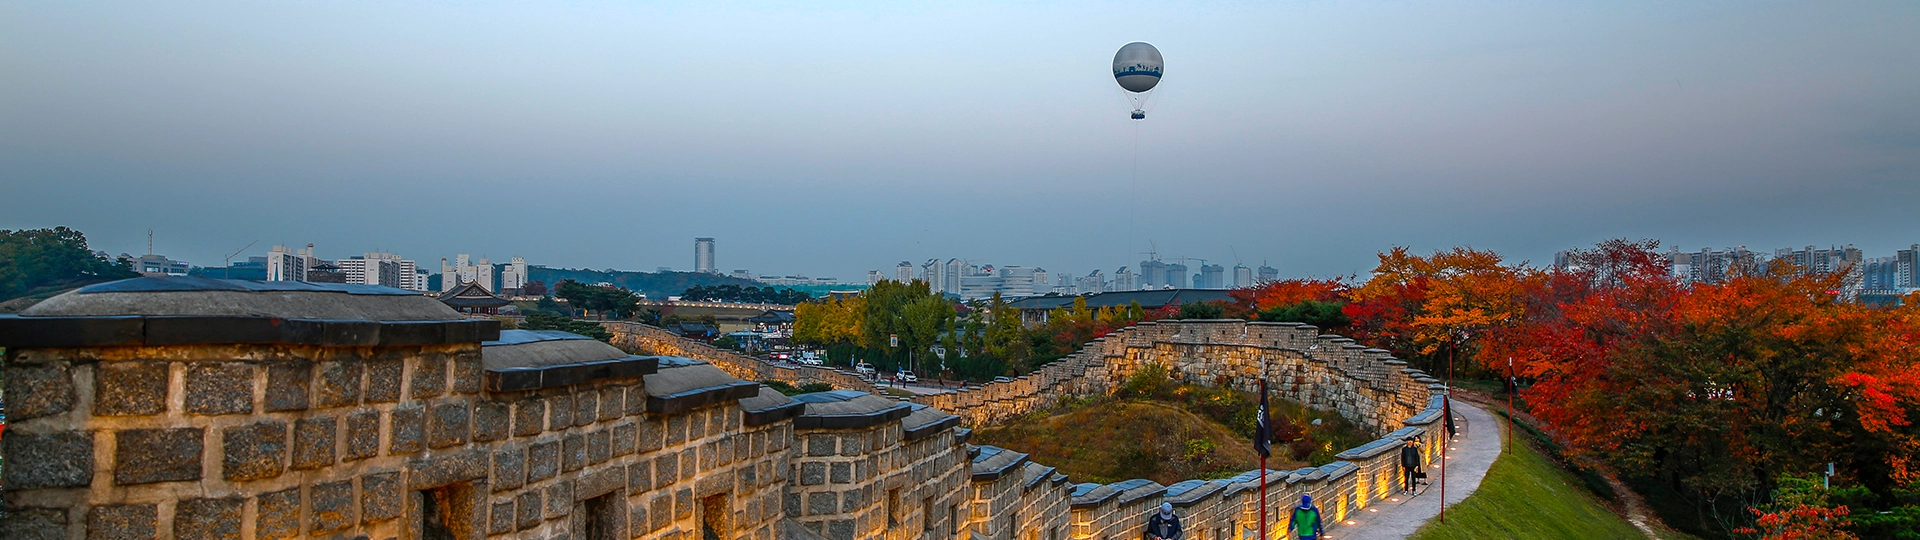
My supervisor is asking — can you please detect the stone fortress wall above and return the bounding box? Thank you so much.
[0,279,1451,540]
[602,318,1456,539]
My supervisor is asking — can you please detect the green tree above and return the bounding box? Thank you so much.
[1257,300,1351,329]
[554,280,643,319]
[0,227,137,300]
[1176,300,1227,320]
[983,293,1029,371]
[519,312,613,342]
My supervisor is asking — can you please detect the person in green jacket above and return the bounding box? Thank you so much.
[1288,495,1324,540]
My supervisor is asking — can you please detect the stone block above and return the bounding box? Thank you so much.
[0,507,66,540]
[807,492,837,516]
[688,409,707,440]
[515,491,542,530]
[361,472,401,524]
[626,459,652,492]
[665,415,686,446]
[611,422,637,457]
[562,434,586,472]
[839,434,866,456]
[599,387,624,421]
[578,467,624,501]
[830,462,851,484]
[4,431,94,488]
[314,360,361,408]
[549,393,574,428]
[291,416,337,470]
[808,434,835,456]
[113,428,202,485]
[491,447,526,492]
[527,440,559,482]
[344,410,380,461]
[255,487,301,540]
[87,504,156,540]
[624,384,647,416]
[489,500,515,535]
[89,362,158,417]
[473,400,509,442]
[184,362,253,415]
[389,405,425,455]
[174,497,242,540]
[452,353,483,394]
[428,402,471,448]
[587,429,611,465]
[800,462,825,486]
[654,451,679,487]
[649,494,672,533]
[263,360,310,412]
[512,398,545,437]
[220,420,287,481]
[410,354,447,399]
[309,480,356,533]
[573,390,597,427]
[840,488,865,512]
[675,488,693,520]
[544,481,573,519]
[364,357,403,402]
[637,417,663,452]
[826,519,856,540]
[407,450,486,490]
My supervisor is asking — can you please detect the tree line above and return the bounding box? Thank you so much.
[679,284,810,305]
[0,227,138,302]
[1224,240,1919,539]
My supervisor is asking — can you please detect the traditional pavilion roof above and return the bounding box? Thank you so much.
[439,281,510,308]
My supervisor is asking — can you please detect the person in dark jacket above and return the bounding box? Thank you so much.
[1399,437,1423,493]
[1146,502,1183,540]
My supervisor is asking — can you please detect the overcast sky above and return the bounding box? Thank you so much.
[4,1,1917,280]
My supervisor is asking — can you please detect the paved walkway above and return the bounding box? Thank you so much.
[1326,401,1504,540]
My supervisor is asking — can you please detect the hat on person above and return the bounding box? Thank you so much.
[1300,495,1313,507]
[1159,502,1173,517]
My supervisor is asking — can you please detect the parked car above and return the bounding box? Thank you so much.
[896,370,918,383]
[855,363,875,377]
[992,376,1013,383]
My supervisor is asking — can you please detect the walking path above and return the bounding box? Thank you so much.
[1326,401,1503,540]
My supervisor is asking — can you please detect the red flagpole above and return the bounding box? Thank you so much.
[1259,456,1268,540]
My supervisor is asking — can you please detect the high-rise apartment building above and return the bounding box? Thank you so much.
[1669,246,1761,284]
[1076,270,1106,295]
[337,252,425,291]
[1139,260,1168,289]
[500,257,529,294]
[1257,263,1279,283]
[1898,245,1919,288]
[1233,265,1253,288]
[922,259,946,293]
[441,254,497,293]
[895,261,914,283]
[1166,263,1188,289]
[695,238,716,274]
[266,244,317,282]
[1032,268,1050,295]
[866,270,885,285]
[944,259,964,294]
[1199,264,1225,289]
[1113,267,1136,291]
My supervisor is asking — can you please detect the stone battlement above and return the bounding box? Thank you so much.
[1,278,1450,540]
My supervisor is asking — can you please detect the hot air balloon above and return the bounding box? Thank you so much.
[1113,42,1163,120]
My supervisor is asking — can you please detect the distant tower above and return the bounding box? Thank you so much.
[1233,264,1253,288]
[695,238,716,274]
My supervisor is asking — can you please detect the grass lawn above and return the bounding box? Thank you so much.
[1408,437,1646,540]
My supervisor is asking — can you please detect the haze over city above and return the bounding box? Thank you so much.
[4,1,1917,279]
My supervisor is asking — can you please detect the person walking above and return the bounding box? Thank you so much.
[1288,495,1324,540]
[1399,437,1424,494]
[1146,502,1183,540]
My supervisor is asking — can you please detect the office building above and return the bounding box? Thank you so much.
[695,237,717,274]
[127,254,191,277]
[731,269,756,282]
